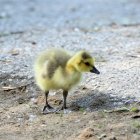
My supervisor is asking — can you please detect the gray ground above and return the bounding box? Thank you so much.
[0,0,140,140]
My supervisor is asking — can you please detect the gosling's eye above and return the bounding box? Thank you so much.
[85,62,90,66]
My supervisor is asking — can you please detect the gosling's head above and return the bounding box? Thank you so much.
[72,51,100,74]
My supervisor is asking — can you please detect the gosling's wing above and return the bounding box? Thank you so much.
[35,49,71,79]
[46,59,59,78]
[46,51,71,78]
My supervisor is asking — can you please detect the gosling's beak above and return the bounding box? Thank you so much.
[90,66,100,74]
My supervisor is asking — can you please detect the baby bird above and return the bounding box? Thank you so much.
[34,48,100,114]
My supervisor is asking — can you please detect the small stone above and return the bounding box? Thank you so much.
[74,28,80,32]
[64,109,72,114]
[30,98,38,104]
[0,108,4,113]
[9,79,12,82]
[93,26,100,32]
[108,136,117,140]
[75,119,80,123]
[17,98,25,104]
[98,134,107,139]
[77,127,95,140]
[10,49,19,55]
[28,114,37,122]
[15,123,20,127]
[55,121,59,124]
[83,112,87,115]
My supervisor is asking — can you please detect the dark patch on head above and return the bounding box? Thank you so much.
[82,52,91,59]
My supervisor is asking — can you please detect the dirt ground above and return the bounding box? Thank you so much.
[0,25,140,140]
[0,0,140,140]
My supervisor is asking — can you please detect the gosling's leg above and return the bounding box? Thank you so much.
[56,90,68,112]
[63,90,68,109]
[43,91,55,114]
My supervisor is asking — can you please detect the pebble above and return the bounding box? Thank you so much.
[29,114,37,122]
[77,127,95,140]
[83,112,87,115]
[75,119,80,123]
[108,136,117,140]
[98,134,107,140]
[30,97,38,104]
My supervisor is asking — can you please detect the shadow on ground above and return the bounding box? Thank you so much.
[69,89,137,112]
[0,82,137,113]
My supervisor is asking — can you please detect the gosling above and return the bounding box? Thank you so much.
[34,48,100,114]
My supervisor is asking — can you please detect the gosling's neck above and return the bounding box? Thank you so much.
[65,57,80,74]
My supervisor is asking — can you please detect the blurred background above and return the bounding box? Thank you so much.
[0,0,140,32]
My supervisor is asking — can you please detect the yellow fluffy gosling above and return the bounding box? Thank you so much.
[34,48,100,114]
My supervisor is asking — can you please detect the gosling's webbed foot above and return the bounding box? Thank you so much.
[42,104,56,114]
[56,105,67,111]
[55,106,71,114]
